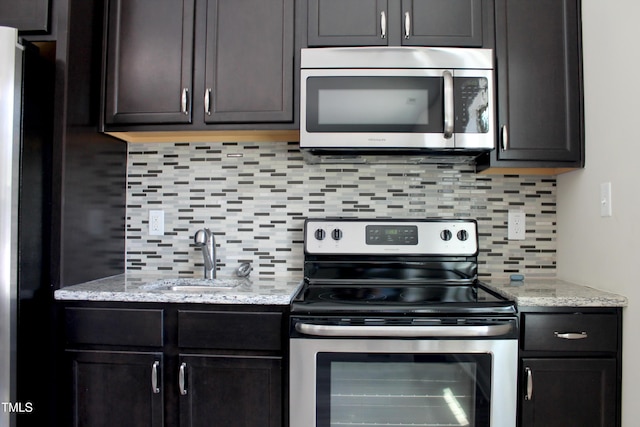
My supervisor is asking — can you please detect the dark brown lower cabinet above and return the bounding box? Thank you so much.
[520,358,617,427]
[179,355,281,427]
[69,351,164,427]
[63,303,285,427]
[519,308,622,427]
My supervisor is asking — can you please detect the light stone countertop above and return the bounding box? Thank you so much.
[483,279,628,307]
[54,274,628,308]
[54,273,303,306]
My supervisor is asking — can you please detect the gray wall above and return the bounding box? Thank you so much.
[557,1,639,425]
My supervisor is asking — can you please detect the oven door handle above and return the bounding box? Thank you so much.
[295,322,513,338]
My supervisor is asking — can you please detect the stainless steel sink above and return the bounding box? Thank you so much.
[140,278,248,292]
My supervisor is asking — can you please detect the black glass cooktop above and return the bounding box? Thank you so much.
[291,282,516,315]
[303,261,478,283]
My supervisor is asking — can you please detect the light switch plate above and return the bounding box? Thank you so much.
[508,210,526,240]
[600,182,612,217]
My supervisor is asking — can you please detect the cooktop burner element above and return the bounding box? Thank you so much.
[291,218,516,316]
[317,288,389,302]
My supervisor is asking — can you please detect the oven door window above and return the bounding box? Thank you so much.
[316,353,491,427]
[305,77,443,133]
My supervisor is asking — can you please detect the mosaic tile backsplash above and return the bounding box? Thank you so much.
[126,141,557,281]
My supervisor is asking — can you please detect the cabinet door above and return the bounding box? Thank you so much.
[68,351,164,427]
[179,355,282,427]
[307,0,388,46]
[104,0,195,125]
[521,358,617,427]
[493,0,582,164]
[203,0,294,123]
[0,0,50,33]
[401,0,483,46]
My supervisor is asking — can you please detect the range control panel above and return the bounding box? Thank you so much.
[305,219,478,256]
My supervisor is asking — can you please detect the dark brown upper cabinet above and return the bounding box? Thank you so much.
[203,0,294,124]
[104,0,195,125]
[102,0,294,130]
[0,0,51,34]
[308,0,483,47]
[477,0,584,173]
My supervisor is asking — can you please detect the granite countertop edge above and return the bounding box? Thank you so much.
[54,274,303,306]
[483,279,628,308]
[54,275,628,308]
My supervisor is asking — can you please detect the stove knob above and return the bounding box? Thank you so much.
[440,229,453,241]
[457,230,469,241]
[314,229,326,241]
[331,229,343,241]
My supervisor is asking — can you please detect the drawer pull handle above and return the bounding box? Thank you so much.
[524,367,533,401]
[554,331,588,340]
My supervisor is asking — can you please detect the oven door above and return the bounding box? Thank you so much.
[290,324,517,427]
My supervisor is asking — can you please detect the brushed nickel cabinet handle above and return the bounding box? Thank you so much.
[151,361,160,394]
[181,88,189,115]
[179,362,187,395]
[524,367,533,401]
[404,11,411,39]
[501,125,509,150]
[204,88,212,115]
[380,11,387,39]
[554,331,588,340]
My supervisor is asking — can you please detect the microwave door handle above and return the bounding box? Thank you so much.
[443,71,454,139]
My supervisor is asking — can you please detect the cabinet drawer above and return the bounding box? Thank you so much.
[65,307,164,347]
[178,311,282,351]
[522,313,617,352]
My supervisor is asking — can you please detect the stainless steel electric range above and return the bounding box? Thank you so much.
[290,218,518,427]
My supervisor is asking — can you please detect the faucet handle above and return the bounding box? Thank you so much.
[235,262,253,278]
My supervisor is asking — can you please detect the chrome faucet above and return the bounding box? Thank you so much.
[194,228,216,279]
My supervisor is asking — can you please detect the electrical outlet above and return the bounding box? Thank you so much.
[508,210,525,240]
[149,210,164,236]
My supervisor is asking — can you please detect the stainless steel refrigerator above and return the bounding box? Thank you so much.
[0,26,54,427]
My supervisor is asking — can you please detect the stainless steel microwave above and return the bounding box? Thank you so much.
[299,47,495,164]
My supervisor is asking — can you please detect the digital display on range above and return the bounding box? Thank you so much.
[366,225,418,245]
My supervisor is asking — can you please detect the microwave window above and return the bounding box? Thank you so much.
[306,77,444,133]
[318,89,430,126]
